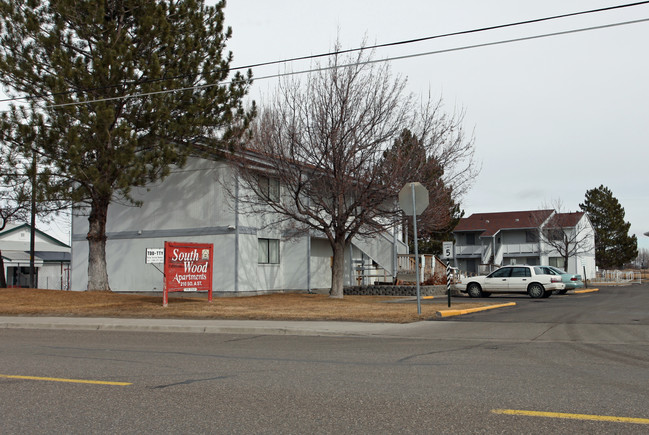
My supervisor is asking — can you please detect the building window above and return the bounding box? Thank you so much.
[465,233,476,245]
[549,257,562,268]
[258,176,280,202]
[258,238,280,264]
[525,230,539,243]
[544,228,564,241]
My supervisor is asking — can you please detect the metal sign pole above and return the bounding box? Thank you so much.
[411,183,421,315]
[398,182,429,317]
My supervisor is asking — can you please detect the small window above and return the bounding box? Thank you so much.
[525,230,538,243]
[489,267,511,278]
[545,228,564,241]
[511,267,531,277]
[465,233,476,245]
[258,238,280,264]
[258,176,280,202]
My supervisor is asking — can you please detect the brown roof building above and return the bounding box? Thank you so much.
[452,209,595,277]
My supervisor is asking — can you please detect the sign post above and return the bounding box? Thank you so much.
[398,182,429,315]
[446,260,452,307]
[442,241,454,307]
[163,241,214,307]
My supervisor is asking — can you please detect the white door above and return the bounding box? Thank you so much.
[483,267,511,291]
[507,266,531,291]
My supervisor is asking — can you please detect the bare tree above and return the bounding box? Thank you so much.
[0,187,29,288]
[538,200,592,271]
[636,248,649,269]
[230,46,478,298]
[0,141,68,287]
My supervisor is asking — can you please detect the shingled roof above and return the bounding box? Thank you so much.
[545,212,585,229]
[454,210,554,237]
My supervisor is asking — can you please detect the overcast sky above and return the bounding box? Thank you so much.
[220,0,649,250]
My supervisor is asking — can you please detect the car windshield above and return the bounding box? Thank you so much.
[550,266,567,274]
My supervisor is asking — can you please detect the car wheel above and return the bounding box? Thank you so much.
[557,290,568,295]
[527,283,545,299]
[467,283,483,298]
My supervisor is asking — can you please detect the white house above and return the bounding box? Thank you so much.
[0,223,71,289]
[70,157,408,293]
[452,209,596,280]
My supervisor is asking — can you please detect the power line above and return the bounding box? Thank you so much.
[233,1,649,71]
[46,16,649,108]
[1,0,648,105]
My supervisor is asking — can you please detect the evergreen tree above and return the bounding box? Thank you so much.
[0,0,254,290]
[383,129,464,255]
[580,185,637,269]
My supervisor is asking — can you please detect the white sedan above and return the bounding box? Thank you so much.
[453,265,565,298]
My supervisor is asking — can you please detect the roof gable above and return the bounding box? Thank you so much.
[0,223,70,249]
[454,210,554,237]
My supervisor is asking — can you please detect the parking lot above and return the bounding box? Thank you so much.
[452,283,649,324]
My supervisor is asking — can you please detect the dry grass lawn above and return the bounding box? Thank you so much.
[0,288,497,323]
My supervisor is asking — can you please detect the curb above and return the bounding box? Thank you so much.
[0,317,419,338]
[573,288,599,294]
[435,302,516,318]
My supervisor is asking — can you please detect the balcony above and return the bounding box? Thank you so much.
[455,243,540,258]
[455,245,482,256]
[501,243,540,255]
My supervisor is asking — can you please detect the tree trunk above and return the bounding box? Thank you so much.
[330,239,346,298]
[563,256,569,272]
[86,197,111,291]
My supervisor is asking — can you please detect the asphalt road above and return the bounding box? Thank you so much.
[1,284,648,434]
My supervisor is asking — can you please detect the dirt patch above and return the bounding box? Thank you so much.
[0,288,498,323]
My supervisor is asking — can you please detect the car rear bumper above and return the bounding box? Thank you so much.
[564,282,585,290]
[546,283,566,291]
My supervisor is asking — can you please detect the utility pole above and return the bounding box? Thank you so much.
[29,153,36,288]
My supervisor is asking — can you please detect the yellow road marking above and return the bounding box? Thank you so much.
[574,288,599,294]
[0,374,132,386]
[492,409,649,425]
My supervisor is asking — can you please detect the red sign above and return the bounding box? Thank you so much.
[163,241,213,306]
